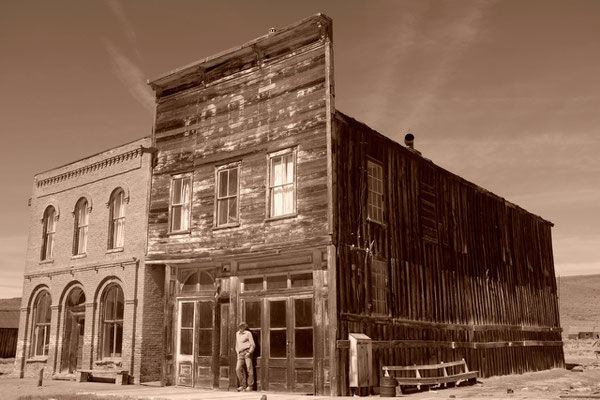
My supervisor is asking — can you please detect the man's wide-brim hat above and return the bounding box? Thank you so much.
[238,321,248,328]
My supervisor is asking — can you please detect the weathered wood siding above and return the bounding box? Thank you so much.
[332,113,564,394]
[0,328,18,358]
[148,27,331,260]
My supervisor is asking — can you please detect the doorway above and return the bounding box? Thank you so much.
[61,287,85,373]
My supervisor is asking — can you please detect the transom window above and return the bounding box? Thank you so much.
[242,271,313,292]
[268,148,297,218]
[179,268,214,293]
[367,160,384,224]
[101,285,124,358]
[371,259,389,316]
[170,174,192,232]
[108,189,125,249]
[31,291,51,357]
[41,206,56,261]
[73,198,89,255]
[215,163,240,227]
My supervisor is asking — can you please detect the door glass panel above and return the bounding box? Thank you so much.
[269,300,286,358]
[181,302,194,327]
[220,304,229,357]
[197,302,213,356]
[270,301,286,328]
[179,302,194,355]
[245,301,261,357]
[294,298,313,358]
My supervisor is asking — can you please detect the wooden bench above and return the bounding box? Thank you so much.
[77,369,129,385]
[382,358,477,393]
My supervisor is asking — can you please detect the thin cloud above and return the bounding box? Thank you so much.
[104,40,154,112]
[106,0,141,61]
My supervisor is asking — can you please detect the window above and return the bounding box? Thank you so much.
[101,285,124,358]
[371,259,389,315]
[41,206,56,261]
[367,160,384,224]
[179,269,214,293]
[108,189,125,249]
[73,198,89,255]
[31,291,51,357]
[170,175,192,232]
[215,163,239,227]
[268,148,296,218]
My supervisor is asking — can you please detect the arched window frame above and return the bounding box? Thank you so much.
[31,291,52,357]
[107,188,126,250]
[73,197,90,255]
[99,284,124,359]
[41,206,57,261]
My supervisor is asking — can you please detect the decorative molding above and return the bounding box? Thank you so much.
[25,259,138,280]
[36,147,143,188]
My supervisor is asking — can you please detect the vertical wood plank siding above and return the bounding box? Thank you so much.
[0,328,18,358]
[332,113,563,394]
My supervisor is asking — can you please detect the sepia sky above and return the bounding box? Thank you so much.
[1,0,599,298]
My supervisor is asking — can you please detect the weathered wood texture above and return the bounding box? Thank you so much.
[0,328,18,358]
[332,112,564,394]
[148,22,331,262]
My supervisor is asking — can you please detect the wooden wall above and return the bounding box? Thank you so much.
[148,18,332,261]
[0,328,18,358]
[332,112,564,394]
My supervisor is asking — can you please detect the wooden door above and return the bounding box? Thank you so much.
[194,301,214,388]
[61,310,84,373]
[176,301,195,387]
[265,296,314,393]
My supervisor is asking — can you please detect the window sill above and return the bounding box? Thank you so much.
[265,213,298,223]
[366,217,386,227]
[39,259,54,265]
[213,223,240,231]
[167,230,191,237]
[26,356,48,363]
[106,247,124,254]
[71,254,87,260]
[95,358,122,367]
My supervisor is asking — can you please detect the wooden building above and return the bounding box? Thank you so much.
[0,298,20,358]
[146,13,563,395]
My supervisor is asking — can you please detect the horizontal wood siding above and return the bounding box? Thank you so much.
[333,113,563,394]
[148,43,330,261]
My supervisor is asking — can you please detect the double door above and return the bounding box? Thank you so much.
[243,295,314,393]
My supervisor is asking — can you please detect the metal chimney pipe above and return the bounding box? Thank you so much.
[404,133,415,149]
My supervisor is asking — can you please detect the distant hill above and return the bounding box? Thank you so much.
[558,274,600,335]
[0,298,20,310]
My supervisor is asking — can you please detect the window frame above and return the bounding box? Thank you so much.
[366,159,385,225]
[214,161,241,228]
[168,173,193,234]
[41,206,56,261]
[73,198,89,256]
[99,284,124,360]
[108,188,126,250]
[370,258,389,316]
[30,291,51,358]
[266,147,297,220]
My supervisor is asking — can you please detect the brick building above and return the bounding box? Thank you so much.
[15,137,164,383]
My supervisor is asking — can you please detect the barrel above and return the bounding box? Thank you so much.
[380,376,397,397]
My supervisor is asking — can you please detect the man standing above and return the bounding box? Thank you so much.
[235,321,255,391]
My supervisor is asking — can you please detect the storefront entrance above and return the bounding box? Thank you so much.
[61,287,85,373]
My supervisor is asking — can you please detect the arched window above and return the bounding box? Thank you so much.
[31,291,51,357]
[41,206,56,261]
[73,198,89,255]
[101,285,124,358]
[108,189,125,249]
[180,269,214,293]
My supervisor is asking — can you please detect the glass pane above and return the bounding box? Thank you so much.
[198,330,212,356]
[171,205,182,231]
[270,301,286,328]
[228,168,238,195]
[266,275,287,289]
[182,178,191,203]
[291,273,313,288]
[180,329,193,355]
[172,178,182,203]
[197,302,213,329]
[294,298,312,327]
[285,153,294,184]
[181,204,190,231]
[104,289,115,320]
[103,323,114,358]
[114,323,123,356]
[228,198,237,223]
[198,272,213,291]
[245,301,261,328]
[218,170,228,198]
[244,277,263,291]
[115,287,124,320]
[217,199,227,226]
[270,330,286,358]
[182,272,198,292]
[181,303,194,328]
[295,329,313,358]
[220,304,229,357]
[35,326,45,356]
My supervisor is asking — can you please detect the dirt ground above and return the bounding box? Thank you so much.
[1,341,600,400]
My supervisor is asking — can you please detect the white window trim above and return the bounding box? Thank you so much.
[214,161,241,228]
[266,147,298,220]
[168,173,193,234]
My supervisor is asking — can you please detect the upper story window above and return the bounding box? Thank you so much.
[31,291,51,357]
[108,189,125,249]
[101,284,124,359]
[268,148,297,218]
[73,198,89,255]
[170,174,192,233]
[367,160,384,224]
[41,206,56,261]
[215,163,240,227]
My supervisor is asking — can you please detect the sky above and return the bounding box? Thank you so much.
[1,0,598,298]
